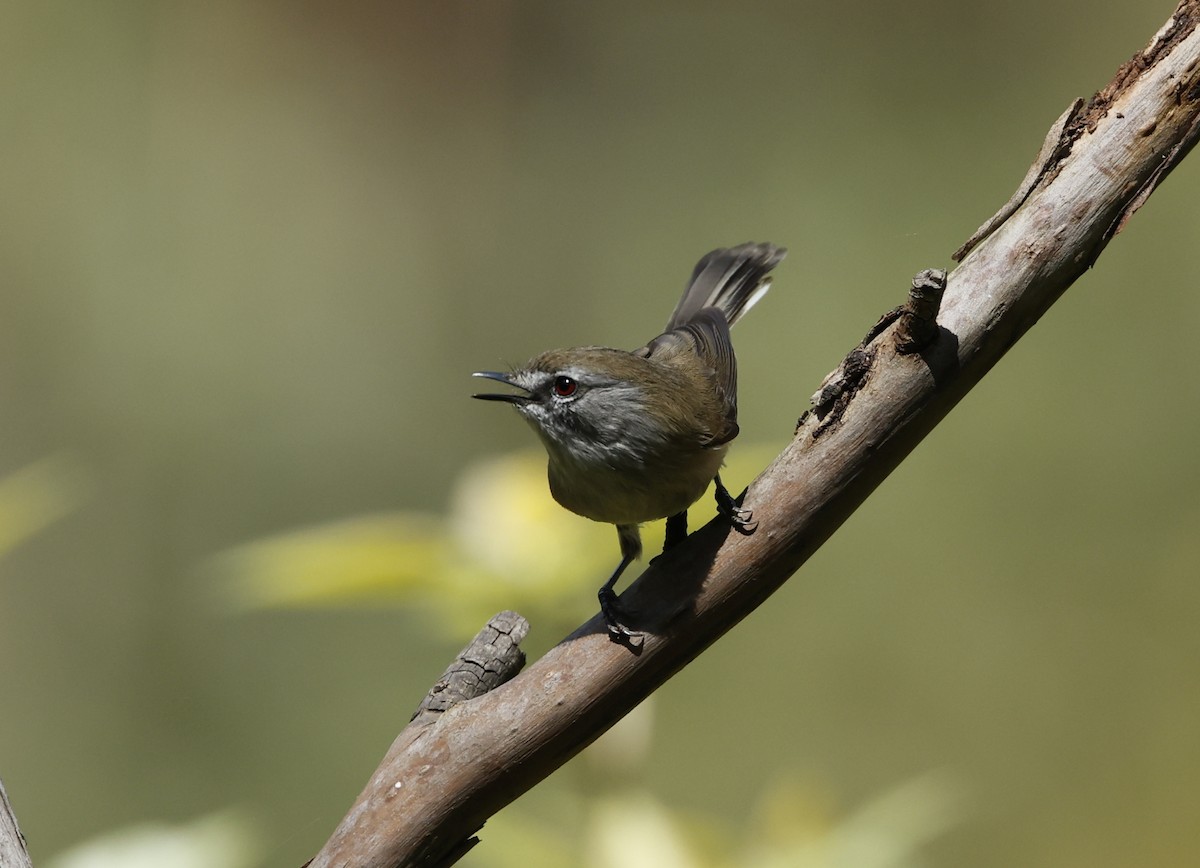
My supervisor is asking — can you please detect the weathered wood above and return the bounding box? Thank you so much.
[0,779,34,868]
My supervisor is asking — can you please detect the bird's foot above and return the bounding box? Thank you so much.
[599,588,642,646]
[714,477,758,534]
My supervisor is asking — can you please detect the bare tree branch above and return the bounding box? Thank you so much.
[1,779,34,868]
[309,3,1200,865]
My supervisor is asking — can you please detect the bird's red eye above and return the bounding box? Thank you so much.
[553,375,578,397]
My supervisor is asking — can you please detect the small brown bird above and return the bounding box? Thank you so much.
[474,242,786,638]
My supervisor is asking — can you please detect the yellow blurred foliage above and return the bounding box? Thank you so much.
[0,455,91,560]
[208,445,784,637]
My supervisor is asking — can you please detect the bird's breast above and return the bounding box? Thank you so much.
[545,440,727,525]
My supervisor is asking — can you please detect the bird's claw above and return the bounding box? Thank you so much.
[714,481,758,535]
[725,504,758,533]
[599,588,642,645]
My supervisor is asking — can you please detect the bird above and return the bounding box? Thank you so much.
[473,242,786,639]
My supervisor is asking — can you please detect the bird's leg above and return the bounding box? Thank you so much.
[714,473,757,533]
[663,511,688,550]
[599,524,642,640]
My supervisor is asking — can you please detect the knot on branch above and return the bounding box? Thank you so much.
[894,269,948,354]
[805,268,946,437]
[411,611,530,721]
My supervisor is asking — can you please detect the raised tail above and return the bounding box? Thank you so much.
[665,242,787,330]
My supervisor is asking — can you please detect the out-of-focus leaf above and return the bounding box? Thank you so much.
[739,771,968,868]
[0,455,91,560]
[463,806,577,868]
[586,792,702,868]
[581,698,657,782]
[209,512,447,610]
[45,810,261,868]
[208,444,785,638]
[449,451,613,588]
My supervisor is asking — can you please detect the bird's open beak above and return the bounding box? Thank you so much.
[472,371,532,404]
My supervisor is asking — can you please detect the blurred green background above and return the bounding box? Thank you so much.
[2,2,1198,867]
